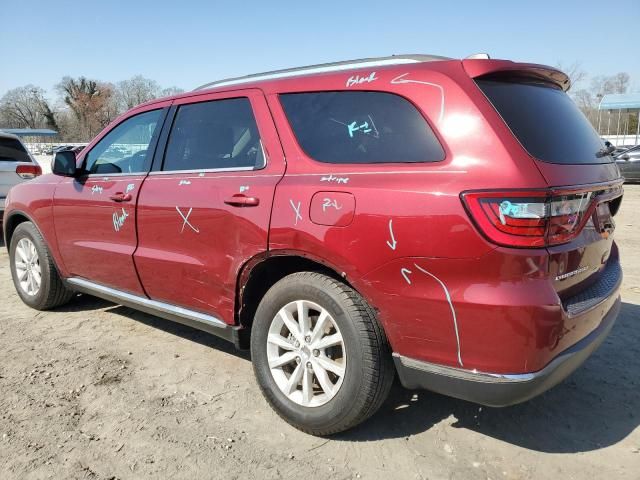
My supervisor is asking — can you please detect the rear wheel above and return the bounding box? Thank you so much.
[9,222,74,310]
[250,272,394,435]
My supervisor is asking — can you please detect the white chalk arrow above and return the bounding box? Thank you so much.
[400,267,412,284]
[386,219,397,250]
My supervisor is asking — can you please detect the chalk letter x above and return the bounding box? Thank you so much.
[176,206,199,233]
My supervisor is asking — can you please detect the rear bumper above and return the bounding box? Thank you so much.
[393,295,620,407]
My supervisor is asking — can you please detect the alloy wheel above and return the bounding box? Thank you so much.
[14,238,41,297]
[266,300,346,407]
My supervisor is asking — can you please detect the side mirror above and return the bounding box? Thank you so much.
[52,150,77,176]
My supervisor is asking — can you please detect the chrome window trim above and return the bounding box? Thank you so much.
[82,172,148,179]
[149,166,257,176]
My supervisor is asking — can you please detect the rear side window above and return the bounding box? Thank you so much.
[477,79,609,164]
[163,98,264,172]
[0,137,31,162]
[279,91,444,164]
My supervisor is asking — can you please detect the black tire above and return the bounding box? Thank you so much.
[9,221,74,310]
[250,272,394,435]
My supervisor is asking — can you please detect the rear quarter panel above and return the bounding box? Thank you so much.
[264,62,550,367]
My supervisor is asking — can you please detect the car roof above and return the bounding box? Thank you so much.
[194,54,452,91]
[0,130,22,141]
[133,54,568,110]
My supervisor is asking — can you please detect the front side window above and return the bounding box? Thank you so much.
[84,109,162,174]
[163,98,264,172]
[279,91,445,164]
[477,78,610,164]
[0,137,31,162]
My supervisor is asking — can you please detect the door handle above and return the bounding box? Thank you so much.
[224,194,260,207]
[110,192,132,202]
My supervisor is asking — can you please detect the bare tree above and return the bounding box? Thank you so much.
[0,85,54,129]
[160,86,185,97]
[116,75,160,110]
[556,62,587,89]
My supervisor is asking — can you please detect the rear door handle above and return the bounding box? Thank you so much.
[110,192,132,202]
[224,194,260,207]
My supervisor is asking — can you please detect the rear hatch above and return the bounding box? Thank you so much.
[0,136,39,202]
[464,60,623,306]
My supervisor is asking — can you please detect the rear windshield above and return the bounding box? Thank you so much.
[0,137,31,162]
[477,78,610,164]
[279,91,445,164]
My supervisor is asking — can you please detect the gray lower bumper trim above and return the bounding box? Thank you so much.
[393,296,621,407]
[66,277,239,344]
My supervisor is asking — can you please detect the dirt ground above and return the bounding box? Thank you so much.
[1,183,639,480]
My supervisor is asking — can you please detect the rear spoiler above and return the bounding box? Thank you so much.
[462,59,571,91]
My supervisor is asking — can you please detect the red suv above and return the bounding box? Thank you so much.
[3,55,623,435]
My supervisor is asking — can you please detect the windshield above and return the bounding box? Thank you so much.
[0,137,31,162]
[477,78,611,165]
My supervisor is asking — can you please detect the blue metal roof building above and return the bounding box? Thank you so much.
[599,93,640,111]
[597,93,640,146]
[0,128,58,137]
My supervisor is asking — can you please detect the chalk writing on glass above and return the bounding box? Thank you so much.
[113,208,129,232]
[91,185,103,195]
[289,200,302,226]
[330,115,379,139]
[346,71,378,88]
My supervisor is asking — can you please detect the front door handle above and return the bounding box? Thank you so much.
[110,192,132,202]
[224,194,260,207]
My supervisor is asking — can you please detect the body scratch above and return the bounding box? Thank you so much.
[413,263,463,366]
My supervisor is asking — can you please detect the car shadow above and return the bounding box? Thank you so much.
[52,293,249,359]
[337,301,640,453]
[104,304,250,361]
[56,293,638,453]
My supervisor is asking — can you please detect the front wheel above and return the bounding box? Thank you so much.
[9,221,74,310]
[250,272,394,435]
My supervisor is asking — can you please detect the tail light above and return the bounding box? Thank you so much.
[462,189,596,248]
[16,164,42,179]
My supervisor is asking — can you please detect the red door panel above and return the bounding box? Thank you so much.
[53,175,145,295]
[134,90,285,324]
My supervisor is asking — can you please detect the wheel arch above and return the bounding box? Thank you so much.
[4,210,35,251]
[3,209,67,278]
[235,251,367,348]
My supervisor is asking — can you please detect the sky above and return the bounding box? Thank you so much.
[1,0,639,100]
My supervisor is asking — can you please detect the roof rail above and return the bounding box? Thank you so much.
[194,54,452,91]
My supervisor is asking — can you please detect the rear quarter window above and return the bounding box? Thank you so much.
[477,79,609,164]
[0,137,31,162]
[279,91,445,164]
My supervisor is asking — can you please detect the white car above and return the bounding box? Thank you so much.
[0,131,42,216]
